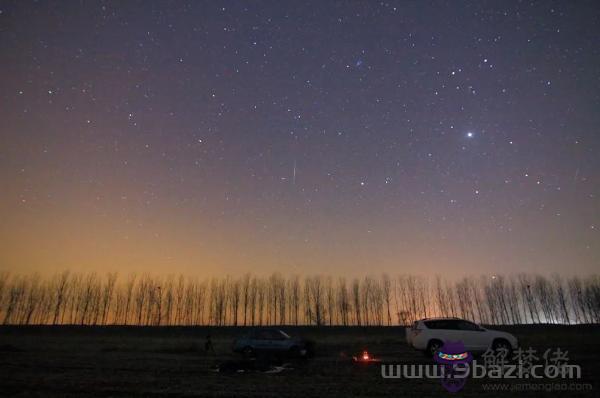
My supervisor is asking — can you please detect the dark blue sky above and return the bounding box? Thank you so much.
[1,1,598,276]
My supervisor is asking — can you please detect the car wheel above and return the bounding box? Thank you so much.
[426,339,443,357]
[289,345,301,358]
[242,346,255,358]
[492,339,512,357]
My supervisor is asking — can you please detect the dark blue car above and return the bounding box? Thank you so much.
[232,328,312,358]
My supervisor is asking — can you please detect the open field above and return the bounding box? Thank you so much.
[1,325,598,397]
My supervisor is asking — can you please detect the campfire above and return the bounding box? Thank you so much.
[352,350,381,363]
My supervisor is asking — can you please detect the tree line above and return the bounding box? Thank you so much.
[0,272,598,326]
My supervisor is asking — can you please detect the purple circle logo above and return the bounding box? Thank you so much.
[434,341,473,392]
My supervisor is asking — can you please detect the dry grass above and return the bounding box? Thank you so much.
[0,325,598,397]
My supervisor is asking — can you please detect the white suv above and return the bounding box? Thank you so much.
[406,317,518,356]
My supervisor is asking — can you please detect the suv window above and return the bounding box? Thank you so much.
[424,320,441,329]
[423,320,440,329]
[424,319,461,330]
[457,320,481,331]
[444,320,461,330]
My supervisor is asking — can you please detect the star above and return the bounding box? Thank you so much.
[1,0,598,294]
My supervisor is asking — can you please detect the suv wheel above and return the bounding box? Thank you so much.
[242,346,255,358]
[426,339,443,357]
[492,339,512,357]
[289,346,301,358]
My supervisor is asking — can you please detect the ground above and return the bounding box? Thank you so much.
[0,325,598,397]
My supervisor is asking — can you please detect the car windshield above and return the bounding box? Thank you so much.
[279,330,291,339]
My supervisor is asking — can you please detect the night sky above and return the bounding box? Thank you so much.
[1,1,598,277]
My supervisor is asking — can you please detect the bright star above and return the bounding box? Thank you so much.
[466,132,474,138]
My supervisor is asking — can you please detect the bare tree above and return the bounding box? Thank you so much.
[381,274,392,326]
[337,277,349,326]
[289,275,300,325]
[3,276,25,324]
[229,278,241,326]
[306,276,324,325]
[51,271,70,325]
[351,278,361,326]
[2,272,598,326]
[241,273,251,326]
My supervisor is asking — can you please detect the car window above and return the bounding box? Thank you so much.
[424,320,439,329]
[256,330,272,339]
[256,329,285,340]
[437,321,448,329]
[457,320,481,331]
[443,320,461,330]
[425,320,461,330]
